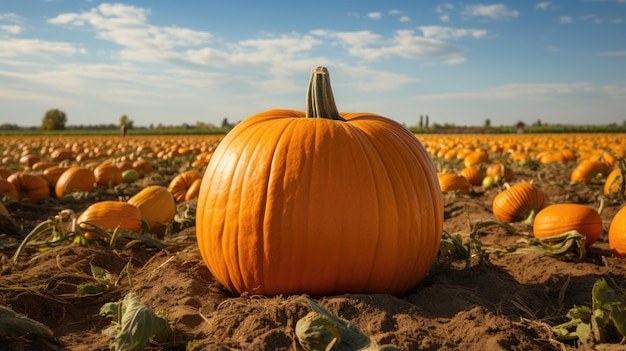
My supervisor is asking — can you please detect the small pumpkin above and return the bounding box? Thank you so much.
[127,186,176,234]
[485,163,514,183]
[168,170,202,202]
[570,159,607,182]
[603,168,624,196]
[438,173,471,194]
[43,166,69,185]
[196,66,443,297]
[94,163,123,187]
[609,206,626,258]
[460,166,483,186]
[463,149,490,167]
[55,166,96,197]
[78,201,142,239]
[0,179,19,201]
[7,172,51,203]
[492,183,546,224]
[133,159,153,178]
[184,178,202,201]
[533,204,602,247]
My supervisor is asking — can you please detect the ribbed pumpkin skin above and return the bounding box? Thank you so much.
[127,185,176,233]
[533,204,602,247]
[492,183,546,223]
[55,166,95,197]
[196,110,444,297]
[609,206,626,258]
[78,201,142,236]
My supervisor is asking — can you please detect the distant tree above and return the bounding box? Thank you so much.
[484,118,491,128]
[425,115,429,129]
[419,115,424,128]
[40,109,67,130]
[221,117,233,129]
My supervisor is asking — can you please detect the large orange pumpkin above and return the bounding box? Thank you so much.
[533,204,602,247]
[609,206,626,258]
[492,183,546,224]
[196,67,444,297]
[127,186,176,234]
[78,201,142,239]
[55,166,96,197]
[460,165,484,186]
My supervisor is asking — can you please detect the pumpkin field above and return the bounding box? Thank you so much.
[1,130,626,351]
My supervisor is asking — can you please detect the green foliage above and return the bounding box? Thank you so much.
[100,291,171,351]
[553,277,626,344]
[0,304,54,338]
[40,109,67,130]
[296,298,399,351]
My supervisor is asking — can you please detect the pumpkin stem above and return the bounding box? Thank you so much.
[306,66,346,121]
[524,209,537,226]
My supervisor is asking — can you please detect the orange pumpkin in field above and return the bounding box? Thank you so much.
[94,163,123,187]
[438,173,471,194]
[533,204,603,247]
[184,178,202,201]
[78,201,142,239]
[43,166,69,185]
[55,166,96,197]
[604,168,624,196]
[492,183,546,224]
[127,186,176,234]
[460,166,484,186]
[485,163,514,183]
[196,67,443,296]
[168,170,202,202]
[0,179,19,201]
[7,172,51,203]
[609,206,626,258]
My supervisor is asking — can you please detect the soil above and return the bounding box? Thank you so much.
[1,161,625,351]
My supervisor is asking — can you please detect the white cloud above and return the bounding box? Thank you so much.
[463,4,520,20]
[388,10,401,15]
[316,29,464,62]
[597,50,626,56]
[436,3,455,13]
[560,16,573,24]
[48,3,212,51]
[0,38,84,57]
[368,12,382,20]
[611,18,624,23]
[399,16,411,23]
[1,25,21,34]
[535,2,551,10]
[419,26,488,39]
[440,15,450,23]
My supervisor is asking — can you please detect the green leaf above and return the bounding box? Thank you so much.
[0,304,54,338]
[101,291,171,351]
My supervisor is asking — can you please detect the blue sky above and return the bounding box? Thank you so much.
[0,1,624,128]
